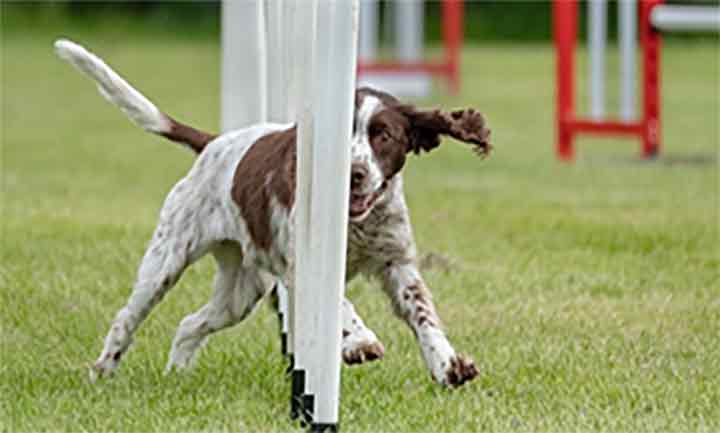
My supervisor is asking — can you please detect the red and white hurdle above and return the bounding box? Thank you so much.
[358,0,464,96]
[554,0,719,161]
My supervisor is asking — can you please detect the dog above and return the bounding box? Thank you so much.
[55,39,491,388]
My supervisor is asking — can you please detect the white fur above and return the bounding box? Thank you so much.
[352,96,386,193]
[383,262,456,385]
[54,39,171,134]
[91,123,286,380]
[341,298,384,363]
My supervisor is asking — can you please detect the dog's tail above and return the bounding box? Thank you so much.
[53,39,216,154]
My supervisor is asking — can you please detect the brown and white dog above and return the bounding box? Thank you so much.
[55,39,491,388]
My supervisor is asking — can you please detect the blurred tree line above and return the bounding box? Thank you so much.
[4,1,717,42]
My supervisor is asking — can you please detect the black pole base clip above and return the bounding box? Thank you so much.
[290,369,305,420]
[310,423,338,433]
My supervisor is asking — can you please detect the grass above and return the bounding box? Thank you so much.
[2,25,719,433]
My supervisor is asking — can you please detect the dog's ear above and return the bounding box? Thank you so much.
[398,106,492,157]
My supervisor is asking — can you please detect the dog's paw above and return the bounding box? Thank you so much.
[88,357,118,383]
[164,352,197,374]
[342,340,385,365]
[89,352,122,383]
[441,354,478,388]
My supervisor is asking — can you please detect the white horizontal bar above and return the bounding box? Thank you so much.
[651,5,720,32]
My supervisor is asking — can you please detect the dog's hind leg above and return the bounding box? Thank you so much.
[165,243,271,372]
[90,202,211,381]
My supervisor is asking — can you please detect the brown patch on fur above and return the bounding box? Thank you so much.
[415,303,436,327]
[445,354,479,387]
[231,127,296,251]
[397,282,439,329]
[161,115,218,154]
[415,304,429,315]
[343,341,385,365]
[367,110,409,179]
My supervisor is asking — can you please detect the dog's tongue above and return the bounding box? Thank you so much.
[350,194,371,215]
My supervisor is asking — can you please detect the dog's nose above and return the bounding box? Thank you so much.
[350,164,368,187]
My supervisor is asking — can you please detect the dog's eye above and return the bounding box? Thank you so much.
[381,180,389,190]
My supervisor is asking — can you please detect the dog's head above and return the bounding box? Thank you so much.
[348,87,491,222]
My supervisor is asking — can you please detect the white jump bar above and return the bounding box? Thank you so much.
[651,5,720,32]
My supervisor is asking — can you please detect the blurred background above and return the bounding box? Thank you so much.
[2,2,718,433]
[5,1,719,42]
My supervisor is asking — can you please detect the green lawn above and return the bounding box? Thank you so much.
[2,28,718,433]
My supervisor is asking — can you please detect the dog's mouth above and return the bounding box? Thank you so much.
[349,191,380,220]
[348,182,387,221]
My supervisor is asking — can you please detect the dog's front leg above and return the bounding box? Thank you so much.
[272,283,384,365]
[382,261,478,387]
[341,298,385,365]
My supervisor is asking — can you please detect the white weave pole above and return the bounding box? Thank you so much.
[395,0,424,62]
[283,0,298,122]
[293,0,359,430]
[267,0,297,364]
[619,0,637,121]
[266,0,287,123]
[278,0,298,370]
[221,0,267,131]
[291,0,318,423]
[588,0,607,120]
[359,0,378,61]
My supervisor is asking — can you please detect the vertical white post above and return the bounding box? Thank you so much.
[619,0,637,121]
[588,0,607,120]
[395,0,424,62]
[283,0,298,121]
[292,0,318,422]
[359,0,378,61]
[294,0,359,430]
[266,0,287,123]
[265,0,294,364]
[221,0,267,131]
[310,0,358,426]
[269,0,295,362]
[278,0,297,371]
